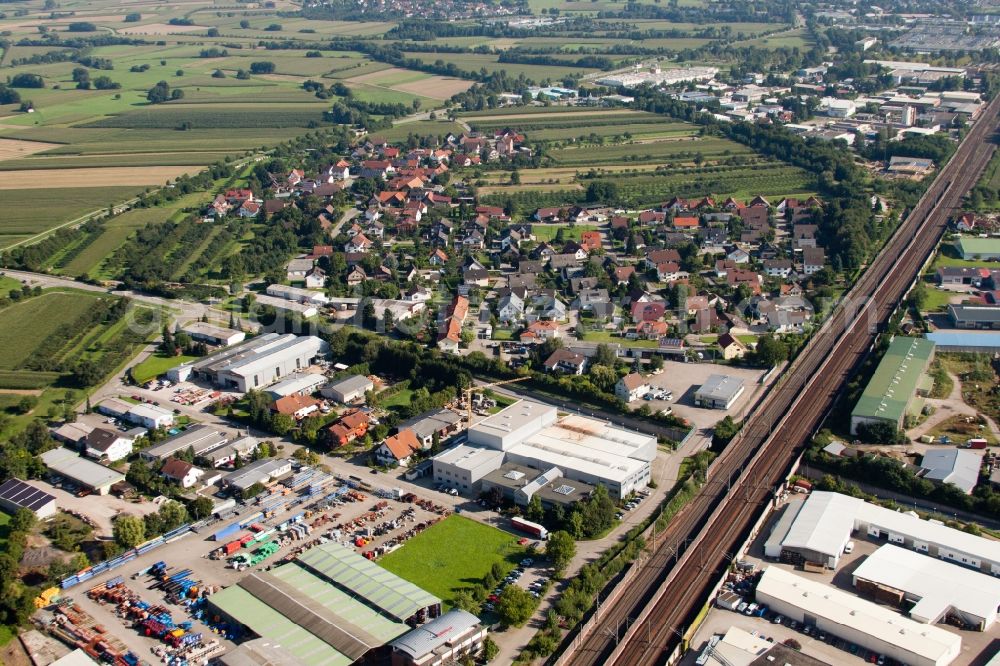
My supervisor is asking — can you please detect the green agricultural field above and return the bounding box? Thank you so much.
[402,52,595,82]
[82,106,330,129]
[0,292,101,370]
[60,207,177,277]
[378,515,525,607]
[131,353,198,384]
[0,186,148,249]
[546,136,753,166]
[378,120,467,142]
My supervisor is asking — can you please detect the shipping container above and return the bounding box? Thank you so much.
[211,522,242,542]
[511,517,548,540]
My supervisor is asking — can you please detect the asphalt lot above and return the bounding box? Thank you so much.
[627,361,768,429]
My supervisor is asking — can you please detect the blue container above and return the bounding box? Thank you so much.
[212,521,241,542]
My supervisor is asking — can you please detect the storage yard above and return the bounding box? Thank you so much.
[49,476,466,662]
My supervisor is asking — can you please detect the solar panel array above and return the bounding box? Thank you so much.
[0,478,55,512]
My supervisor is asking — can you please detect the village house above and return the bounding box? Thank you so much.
[376,429,422,467]
[161,459,205,489]
[616,373,651,402]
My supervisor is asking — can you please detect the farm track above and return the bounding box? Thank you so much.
[558,93,1000,666]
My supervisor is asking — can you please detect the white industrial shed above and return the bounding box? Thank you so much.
[766,491,1000,576]
[756,567,962,666]
[765,492,856,568]
[853,544,1000,631]
[468,401,558,450]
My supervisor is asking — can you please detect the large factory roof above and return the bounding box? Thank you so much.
[780,492,858,557]
[851,336,934,425]
[296,542,440,622]
[469,400,556,440]
[853,544,1000,625]
[757,567,961,664]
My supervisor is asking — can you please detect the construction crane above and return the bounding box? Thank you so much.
[463,376,530,425]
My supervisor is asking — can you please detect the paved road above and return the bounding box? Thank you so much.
[3,268,228,326]
[330,206,361,238]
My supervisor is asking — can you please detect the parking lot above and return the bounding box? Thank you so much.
[627,361,768,429]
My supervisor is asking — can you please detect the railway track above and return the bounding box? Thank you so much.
[561,94,1000,666]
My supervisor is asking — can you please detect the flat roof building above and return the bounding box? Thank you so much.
[694,374,745,410]
[182,333,328,392]
[433,445,506,493]
[766,491,1000,576]
[467,400,558,451]
[850,336,935,435]
[0,478,56,519]
[265,284,329,305]
[182,322,245,347]
[756,567,961,666]
[41,448,125,495]
[853,544,1000,631]
[437,400,655,499]
[480,463,595,508]
[140,425,230,462]
[252,294,319,318]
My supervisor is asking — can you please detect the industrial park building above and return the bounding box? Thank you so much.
[41,448,124,496]
[852,544,1000,631]
[208,542,443,665]
[432,401,654,500]
[755,567,961,666]
[765,491,1000,576]
[850,336,934,435]
[693,374,745,410]
[140,425,230,462]
[390,609,487,666]
[181,322,245,347]
[169,333,328,392]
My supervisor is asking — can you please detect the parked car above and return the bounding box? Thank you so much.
[772,614,784,625]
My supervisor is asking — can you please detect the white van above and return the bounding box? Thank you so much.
[844,541,855,554]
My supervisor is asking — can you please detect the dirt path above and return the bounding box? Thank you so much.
[906,371,1000,440]
[0,388,43,396]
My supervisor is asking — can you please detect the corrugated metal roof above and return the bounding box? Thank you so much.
[390,609,481,658]
[851,336,935,424]
[297,543,440,622]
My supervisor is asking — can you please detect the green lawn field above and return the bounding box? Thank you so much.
[132,353,197,384]
[378,515,525,606]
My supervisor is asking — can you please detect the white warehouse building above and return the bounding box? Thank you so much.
[175,333,329,392]
[852,544,1000,631]
[765,491,1000,576]
[756,567,961,666]
[433,401,655,499]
